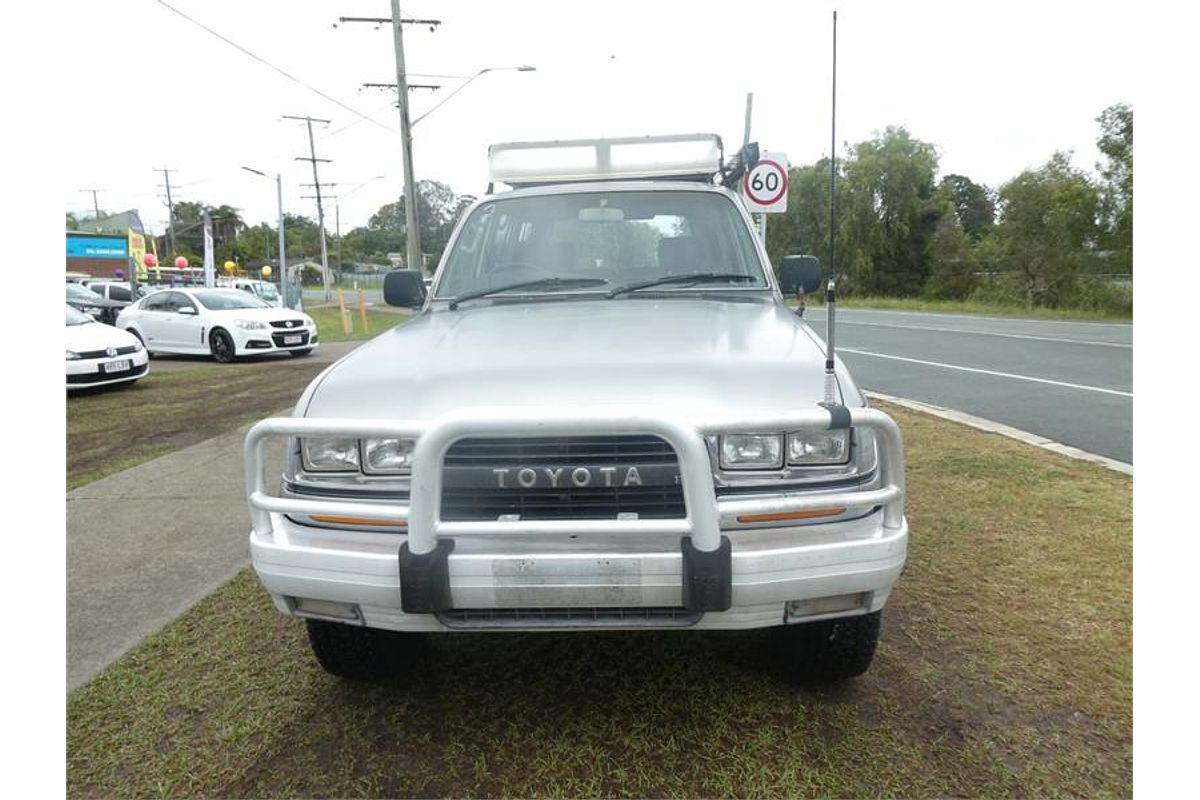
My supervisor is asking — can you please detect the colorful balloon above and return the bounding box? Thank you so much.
[174,256,188,269]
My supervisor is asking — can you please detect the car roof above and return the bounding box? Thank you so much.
[489,180,735,200]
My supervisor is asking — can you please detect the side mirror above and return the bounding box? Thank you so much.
[383,269,427,308]
[178,305,197,315]
[778,255,822,295]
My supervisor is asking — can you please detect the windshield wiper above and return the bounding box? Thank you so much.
[605,272,759,298]
[447,277,608,310]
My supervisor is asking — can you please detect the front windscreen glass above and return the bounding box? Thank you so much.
[255,283,280,301]
[435,190,765,299]
[194,290,270,311]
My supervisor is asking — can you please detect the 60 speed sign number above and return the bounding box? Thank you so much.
[742,152,788,213]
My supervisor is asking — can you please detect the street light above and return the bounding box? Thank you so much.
[411,65,536,128]
[241,165,297,310]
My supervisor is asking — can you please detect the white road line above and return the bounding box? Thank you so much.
[864,391,1133,475]
[803,317,1131,348]
[806,306,1132,328]
[838,347,1133,397]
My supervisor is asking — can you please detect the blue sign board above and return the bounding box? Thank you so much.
[66,236,128,259]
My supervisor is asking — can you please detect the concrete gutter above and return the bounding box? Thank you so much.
[866,390,1133,476]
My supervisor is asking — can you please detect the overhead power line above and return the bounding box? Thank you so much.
[154,0,398,134]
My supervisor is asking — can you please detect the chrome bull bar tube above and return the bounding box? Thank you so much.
[245,404,905,612]
[404,407,721,555]
[699,407,906,531]
[245,405,906,535]
[244,417,425,535]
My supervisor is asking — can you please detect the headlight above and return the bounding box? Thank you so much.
[302,437,360,472]
[130,338,144,353]
[362,438,415,474]
[235,319,267,330]
[787,429,850,465]
[66,350,80,361]
[720,434,783,470]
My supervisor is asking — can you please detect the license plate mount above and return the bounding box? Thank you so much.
[101,359,131,373]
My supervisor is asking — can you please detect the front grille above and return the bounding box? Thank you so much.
[269,319,306,329]
[444,435,678,466]
[441,435,685,521]
[271,330,310,347]
[68,363,147,384]
[438,606,700,628]
[73,344,140,360]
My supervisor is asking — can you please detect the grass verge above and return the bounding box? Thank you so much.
[305,305,409,342]
[67,361,331,489]
[66,401,1131,797]
[800,295,1132,321]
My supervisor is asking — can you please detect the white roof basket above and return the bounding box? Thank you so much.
[488,133,724,188]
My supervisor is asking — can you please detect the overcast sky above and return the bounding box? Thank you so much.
[62,0,1134,235]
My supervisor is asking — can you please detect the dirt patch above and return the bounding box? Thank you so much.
[66,360,329,489]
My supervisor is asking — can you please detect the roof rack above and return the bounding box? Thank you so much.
[488,134,724,188]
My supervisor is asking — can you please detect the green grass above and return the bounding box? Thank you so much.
[306,305,408,342]
[798,295,1132,321]
[66,401,1131,798]
[67,362,331,490]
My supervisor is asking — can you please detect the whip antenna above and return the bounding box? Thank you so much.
[824,9,839,405]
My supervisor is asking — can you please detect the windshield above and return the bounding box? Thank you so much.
[254,283,280,301]
[194,290,270,311]
[435,190,765,299]
[66,305,92,325]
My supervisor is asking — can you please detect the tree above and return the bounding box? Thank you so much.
[840,126,941,295]
[936,174,994,241]
[1096,102,1132,271]
[765,158,857,282]
[995,152,1099,306]
[924,213,978,299]
[165,201,245,263]
[66,212,79,231]
[367,180,469,270]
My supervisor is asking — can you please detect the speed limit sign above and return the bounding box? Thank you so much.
[742,152,788,213]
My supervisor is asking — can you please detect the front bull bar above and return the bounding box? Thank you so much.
[244,404,905,614]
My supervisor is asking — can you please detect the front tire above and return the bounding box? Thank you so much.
[305,619,418,681]
[774,611,882,682]
[209,328,236,363]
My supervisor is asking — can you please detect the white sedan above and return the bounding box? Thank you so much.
[66,304,149,391]
[115,288,318,363]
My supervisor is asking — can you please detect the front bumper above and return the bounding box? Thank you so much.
[233,324,318,355]
[66,349,150,390]
[245,405,907,631]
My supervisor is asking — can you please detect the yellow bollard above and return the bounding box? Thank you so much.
[358,288,370,334]
[337,289,351,336]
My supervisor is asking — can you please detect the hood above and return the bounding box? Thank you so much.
[66,320,140,351]
[303,298,858,423]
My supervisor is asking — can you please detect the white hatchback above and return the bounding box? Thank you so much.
[115,288,318,363]
[66,304,149,391]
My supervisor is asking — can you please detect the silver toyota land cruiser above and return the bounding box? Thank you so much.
[244,134,908,682]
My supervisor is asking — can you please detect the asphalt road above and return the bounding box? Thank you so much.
[803,307,1133,464]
